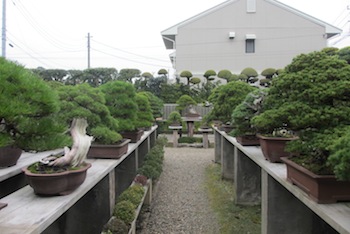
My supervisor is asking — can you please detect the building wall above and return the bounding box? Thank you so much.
[175,0,327,75]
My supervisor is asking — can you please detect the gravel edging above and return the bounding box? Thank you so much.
[140,147,220,234]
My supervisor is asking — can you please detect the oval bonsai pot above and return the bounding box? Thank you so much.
[87,139,131,159]
[23,162,91,196]
[0,146,22,168]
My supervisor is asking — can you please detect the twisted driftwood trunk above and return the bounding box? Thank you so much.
[47,118,93,167]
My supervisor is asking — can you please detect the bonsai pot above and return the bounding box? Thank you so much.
[281,157,350,204]
[23,162,91,196]
[87,139,131,159]
[121,129,144,143]
[257,134,297,163]
[0,146,22,168]
[236,135,260,146]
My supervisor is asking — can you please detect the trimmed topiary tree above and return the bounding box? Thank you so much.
[180,70,193,85]
[204,70,216,83]
[217,69,232,82]
[137,91,163,119]
[241,67,258,83]
[176,95,197,115]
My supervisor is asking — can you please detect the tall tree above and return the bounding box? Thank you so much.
[118,68,141,82]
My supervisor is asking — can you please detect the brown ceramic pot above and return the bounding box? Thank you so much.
[0,146,22,168]
[87,139,130,159]
[281,157,350,204]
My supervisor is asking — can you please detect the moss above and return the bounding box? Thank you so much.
[117,184,145,209]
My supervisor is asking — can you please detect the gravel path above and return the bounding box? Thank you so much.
[140,147,220,234]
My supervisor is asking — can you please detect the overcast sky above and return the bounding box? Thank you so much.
[3,0,350,75]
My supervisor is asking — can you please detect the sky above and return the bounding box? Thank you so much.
[2,0,350,76]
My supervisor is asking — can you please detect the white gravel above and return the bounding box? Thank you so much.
[140,147,220,234]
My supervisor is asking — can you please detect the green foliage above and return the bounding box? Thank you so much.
[230,89,267,137]
[158,69,168,77]
[180,70,193,85]
[141,72,153,79]
[321,47,339,56]
[102,217,128,234]
[176,95,197,114]
[190,77,201,85]
[337,46,350,64]
[178,136,202,144]
[204,70,216,82]
[100,81,138,132]
[137,137,166,180]
[82,68,118,87]
[114,200,135,224]
[54,83,122,144]
[207,81,256,123]
[117,184,145,208]
[137,91,163,119]
[252,50,350,177]
[261,68,276,78]
[241,67,258,83]
[135,93,154,129]
[217,69,232,81]
[167,111,182,125]
[328,126,350,180]
[117,68,141,82]
[0,58,69,150]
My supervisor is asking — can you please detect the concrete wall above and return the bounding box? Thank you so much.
[175,0,327,75]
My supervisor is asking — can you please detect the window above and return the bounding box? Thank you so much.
[246,39,255,53]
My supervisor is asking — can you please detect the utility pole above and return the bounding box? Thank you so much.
[2,0,6,57]
[87,32,91,69]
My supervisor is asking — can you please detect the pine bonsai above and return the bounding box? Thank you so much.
[135,93,154,129]
[0,58,69,151]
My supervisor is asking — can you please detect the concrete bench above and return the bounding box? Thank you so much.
[215,127,350,234]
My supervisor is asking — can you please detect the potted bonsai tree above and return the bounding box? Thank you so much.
[53,83,129,159]
[252,50,350,203]
[0,58,69,168]
[23,118,93,196]
[100,81,143,143]
[207,81,256,133]
[230,89,267,146]
[135,93,154,130]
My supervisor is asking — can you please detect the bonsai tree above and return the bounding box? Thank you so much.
[230,89,267,137]
[53,83,122,144]
[167,111,182,126]
[207,81,256,124]
[100,81,138,132]
[0,58,69,152]
[137,91,163,119]
[252,50,350,177]
[135,93,154,130]
[176,95,197,115]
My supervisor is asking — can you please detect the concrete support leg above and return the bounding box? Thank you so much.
[262,170,314,234]
[234,147,261,205]
[172,130,178,147]
[221,138,235,180]
[187,121,194,137]
[202,133,209,148]
[214,131,222,163]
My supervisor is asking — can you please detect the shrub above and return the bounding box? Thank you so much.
[176,95,197,115]
[117,184,144,208]
[114,200,135,224]
[178,136,202,144]
[102,217,128,234]
[167,111,182,125]
[135,93,154,129]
